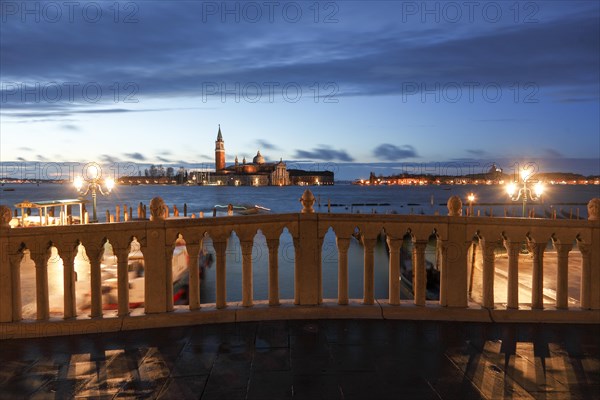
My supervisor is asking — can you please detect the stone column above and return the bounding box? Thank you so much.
[480,239,496,309]
[187,244,200,310]
[240,240,254,307]
[504,240,521,309]
[293,237,300,305]
[10,252,24,321]
[554,242,572,310]
[145,197,168,313]
[445,219,469,308]
[34,251,50,320]
[165,247,174,312]
[362,237,376,305]
[528,240,545,310]
[336,237,350,305]
[438,240,448,307]
[267,238,280,306]
[213,241,228,309]
[386,237,401,306]
[413,240,427,306]
[586,198,600,309]
[61,248,77,319]
[89,246,103,318]
[578,242,591,310]
[116,248,130,316]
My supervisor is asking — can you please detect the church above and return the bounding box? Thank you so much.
[201,126,333,186]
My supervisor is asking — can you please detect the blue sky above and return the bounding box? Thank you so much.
[1,1,599,180]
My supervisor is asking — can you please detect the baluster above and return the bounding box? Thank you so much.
[413,240,427,306]
[89,245,103,318]
[578,242,591,310]
[267,238,280,306]
[438,240,448,306]
[61,248,77,319]
[213,241,227,309]
[386,237,401,306]
[362,238,376,305]
[504,240,521,309]
[336,237,350,305]
[480,239,496,309]
[116,248,130,316]
[165,248,173,312]
[34,251,50,320]
[10,251,24,321]
[528,240,545,309]
[240,240,254,307]
[187,244,200,310]
[293,237,299,305]
[553,241,572,310]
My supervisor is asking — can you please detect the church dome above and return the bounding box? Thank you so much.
[253,151,265,164]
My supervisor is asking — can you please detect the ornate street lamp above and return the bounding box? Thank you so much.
[74,164,115,223]
[506,168,543,217]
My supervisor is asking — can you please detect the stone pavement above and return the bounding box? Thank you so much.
[0,320,598,399]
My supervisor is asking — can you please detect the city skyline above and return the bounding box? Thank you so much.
[1,1,599,180]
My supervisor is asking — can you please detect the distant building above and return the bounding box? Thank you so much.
[200,126,333,186]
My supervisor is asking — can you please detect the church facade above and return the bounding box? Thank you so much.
[198,126,333,186]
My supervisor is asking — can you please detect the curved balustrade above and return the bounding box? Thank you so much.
[0,195,599,339]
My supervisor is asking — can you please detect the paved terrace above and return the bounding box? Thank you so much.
[1,319,598,399]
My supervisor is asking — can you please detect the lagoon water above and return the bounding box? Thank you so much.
[2,183,597,310]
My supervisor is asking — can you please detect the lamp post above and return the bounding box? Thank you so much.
[74,165,115,223]
[506,168,543,217]
[467,193,475,216]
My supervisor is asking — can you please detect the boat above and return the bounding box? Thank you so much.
[213,204,271,216]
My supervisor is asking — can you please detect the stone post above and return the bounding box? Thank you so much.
[553,238,572,310]
[267,238,280,306]
[240,240,254,307]
[588,198,600,309]
[504,240,521,309]
[413,240,428,306]
[33,248,50,320]
[187,244,200,310]
[336,237,350,305]
[480,238,496,309]
[145,197,168,313]
[444,217,469,308]
[89,244,103,318]
[10,251,24,321]
[447,196,462,217]
[297,191,320,305]
[362,237,376,305]
[61,246,77,319]
[116,247,130,316]
[386,237,402,306]
[527,238,545,310]
[214,240,228,309]
[578,242,591,310]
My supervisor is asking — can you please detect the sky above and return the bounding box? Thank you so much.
[1,1,599,180]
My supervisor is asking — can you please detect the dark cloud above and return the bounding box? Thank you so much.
[256,140,280,151]
[156,156,172,163]
[100,155,120,163]
[16,157,26,161]
[373,144,418,161]
[294,146,354,162]
[61,124,79,131]
[1,3,597,110]
[466,149,487,157]
[124,152,146,161]
[36,155,49,162]
[18,147,33,151]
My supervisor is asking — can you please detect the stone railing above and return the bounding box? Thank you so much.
[1,193,599,339]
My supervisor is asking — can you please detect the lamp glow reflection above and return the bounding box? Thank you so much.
[506,168,543,217]
[74,164,115,223]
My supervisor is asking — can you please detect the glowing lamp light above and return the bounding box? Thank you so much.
[534,182,544,197]
[74,164,116,223]
[506,183,516,197]
[105,177,115,192]
[74,176,84,191]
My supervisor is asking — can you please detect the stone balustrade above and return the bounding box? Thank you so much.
[1,192,599,339]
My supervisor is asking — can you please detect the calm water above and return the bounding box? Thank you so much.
[2,183,598,309]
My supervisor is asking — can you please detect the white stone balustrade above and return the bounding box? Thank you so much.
[0,196,598,339]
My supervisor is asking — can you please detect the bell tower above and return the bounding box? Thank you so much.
[215,124,225,171]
